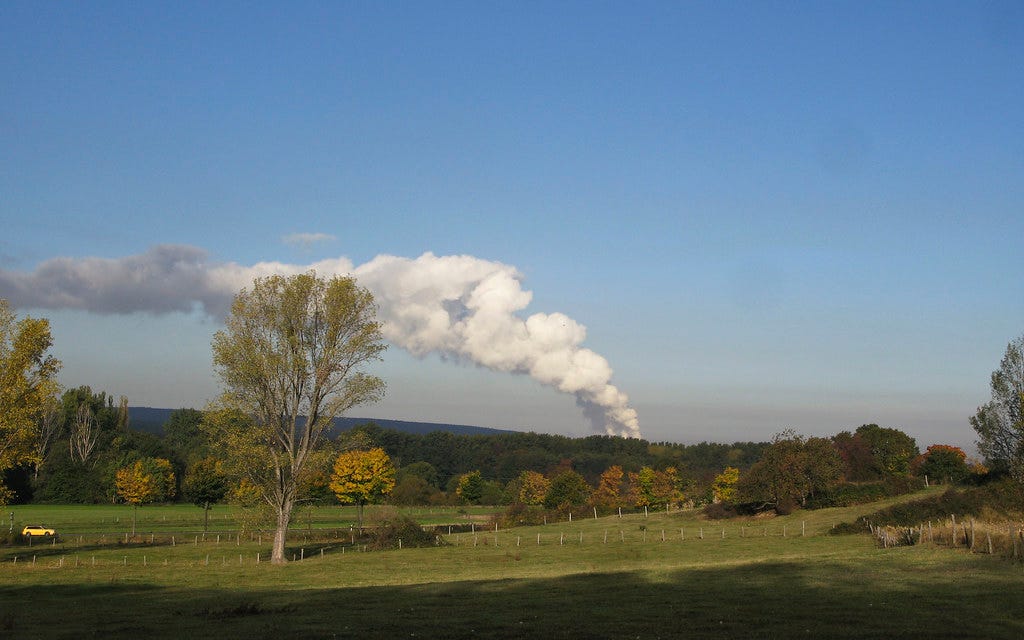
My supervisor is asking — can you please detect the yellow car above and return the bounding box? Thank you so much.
[21,525,56,537]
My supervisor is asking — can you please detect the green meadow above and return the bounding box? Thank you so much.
[2,492,1023,639]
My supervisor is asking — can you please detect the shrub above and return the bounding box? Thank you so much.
[702,502,737,520]
[806,476,925,509]
[831,479,1024,533]
[497,502,548,528]
[775,496,798,515]
[365,513,437,549]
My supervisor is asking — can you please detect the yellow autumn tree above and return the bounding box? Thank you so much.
[628,466,684,510]
[0,299,60,504]
[115,457,176,535]
[329,447,395,528]
[517,470,550,505]
[712,466,740,504]
[590,465,625,510]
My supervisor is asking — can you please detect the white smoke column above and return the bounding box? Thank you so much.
[0,246,641,438]
[352,253,641,438]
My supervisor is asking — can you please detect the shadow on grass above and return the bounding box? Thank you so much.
[2,559,1023,639]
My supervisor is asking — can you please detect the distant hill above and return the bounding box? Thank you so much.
[128,406,517,438]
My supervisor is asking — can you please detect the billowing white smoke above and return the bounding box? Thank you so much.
[0,246,641,438]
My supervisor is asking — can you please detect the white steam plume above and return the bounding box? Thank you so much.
[0,245,641,438]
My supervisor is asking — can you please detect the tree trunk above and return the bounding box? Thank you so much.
[271,497,294,564]
[203,503,210,532]
[132,505,137,537]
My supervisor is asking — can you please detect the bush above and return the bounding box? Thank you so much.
[775,496,798,515]
[702,502,737,520]
[497,503,548,528]
[365,512,437,550]
[806,476,924,509]
[831,479,1024,533]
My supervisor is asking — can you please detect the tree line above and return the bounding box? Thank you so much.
[3,280,1021,564]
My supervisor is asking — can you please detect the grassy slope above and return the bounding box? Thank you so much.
[2,490,1022,639]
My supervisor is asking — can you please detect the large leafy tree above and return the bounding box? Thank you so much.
[543,470,591,510]
[628,466,683,509]
[589,465,625,509]
[711,466,740,504]
[971,335,1024,481]
[0,300,60,503]
[854,424,918,476]
[455,470,484,504]
[209,273,386,563]
[329,447,396,528]
[913,445,969,485]
[516,470,550,506]
[738,430,842,513]
[832,430,879,481]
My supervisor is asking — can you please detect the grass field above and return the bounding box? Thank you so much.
[2,492,1023,639]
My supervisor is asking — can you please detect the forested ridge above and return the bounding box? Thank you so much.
[3,386,768,505]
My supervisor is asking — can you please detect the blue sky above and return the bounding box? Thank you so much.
[2,2,1022,449]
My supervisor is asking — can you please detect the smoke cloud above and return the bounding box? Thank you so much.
[0,245,641,438]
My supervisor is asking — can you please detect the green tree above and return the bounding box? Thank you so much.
[738,430,842,513]
[392,461,441,506]
[456,470,484,504]
[914,445,969,485]
[855,424,919,476]
[543,470,591,510]
[397,461,439,488]
[183,457,229,531]
[0,300,60,503]
[163,408,208,465]
[115,457,176,535]
[971,335,1024,481]
[329,447,396,528]
[209,273,386,563]
[628,466,659,507]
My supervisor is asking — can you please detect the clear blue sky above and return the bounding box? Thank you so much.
[2,2,1022,449]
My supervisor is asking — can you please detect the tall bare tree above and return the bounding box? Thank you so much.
[208,272,386,564]
[69,402,98,464]
[33,399,62,479]
[116,395,130,430]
